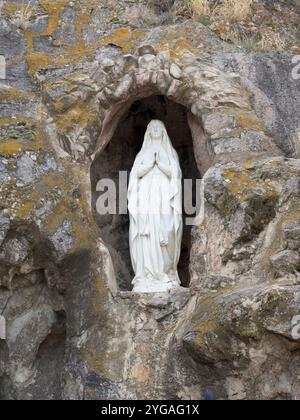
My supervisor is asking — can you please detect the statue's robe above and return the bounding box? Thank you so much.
[128,121,182,293]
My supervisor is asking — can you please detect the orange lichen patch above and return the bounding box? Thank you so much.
[131,363,150,382]
[65,10,91,61]
[104,28,142,51]
[281,208,300,226]
[154,43,179,60]
[223,165,279,206]
[173,38,197,55]
[222,169,250,185]
[2,2,20,14]
[61,70,91,84]
[55,100,98,131]
[161,22,203,46]
[242,157,263,170]
[155,39,199,60]
[2,1,36,16]
[39,0,68,36]
[53,95,79,113]
[153,23,206,57]
[155,43,171,53]
[65,47,95,66]
[0,117,43,157]
[263,158,284,168]
[16,2,69,78]
[243,88,255,107]
[242,158,285,176]
[0,88,36,102]
[18,8,145,79]
[26,24,142,78]
[106,27,133,41]
[13,172,64,220]
[16,1,67,77]
[189,316,219,347]
[169,48,181,60]
[0,134,42,156]
[223,168,257,200]
[23,30,35,53]
[43,79,73,101]
[15,198,38,220]
[98,28,143,54]
[28,170,98,253]
[40,198,71,232]
[42,208,95,255]
[0,116,36,125]
[74,26,143,63]
[75,11,90,45]
[262,158,284,176]
[26,51,68,77]
[0,140,24,156]
[236,112,265,131]
[26,51,52,76]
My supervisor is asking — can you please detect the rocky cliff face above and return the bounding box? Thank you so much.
[0,0,299,400]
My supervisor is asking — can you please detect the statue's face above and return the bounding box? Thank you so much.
[150,122,163,140]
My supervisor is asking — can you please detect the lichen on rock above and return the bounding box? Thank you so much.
[0,0,300,401]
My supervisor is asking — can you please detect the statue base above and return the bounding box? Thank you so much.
[132,273,180,293]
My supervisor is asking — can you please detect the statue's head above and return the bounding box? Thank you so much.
[138,119,178,166]
[142,120,174,156]
[147,120,165,141]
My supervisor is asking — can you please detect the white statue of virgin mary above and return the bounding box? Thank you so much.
[128,120,183,293]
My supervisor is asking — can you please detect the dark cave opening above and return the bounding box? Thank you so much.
[91,95,201,291]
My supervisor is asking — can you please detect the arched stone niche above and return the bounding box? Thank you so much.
[53,47,280,165]
[91,95,202,290]
[87,50,280,292]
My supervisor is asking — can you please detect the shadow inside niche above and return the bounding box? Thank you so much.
[91,95,201,290]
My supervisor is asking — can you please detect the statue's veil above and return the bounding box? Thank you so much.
[138,120,181,165]
[128,120,183,270]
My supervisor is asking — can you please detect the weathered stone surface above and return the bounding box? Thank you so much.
[170,63,182,79]
[184,284,300,368]
[0,237,30,266]
[284,222,300,240]
[7,304,56,384]
[203,112,235,136]
[212,52,300,157]
[0,0,299,401]
[0,19,26,59]
[270,250,300,274]
[0,317,5,340]
[0,210,10,248]
[191,275,236,295]
[49,220,73,262]
[138,45,156,56]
